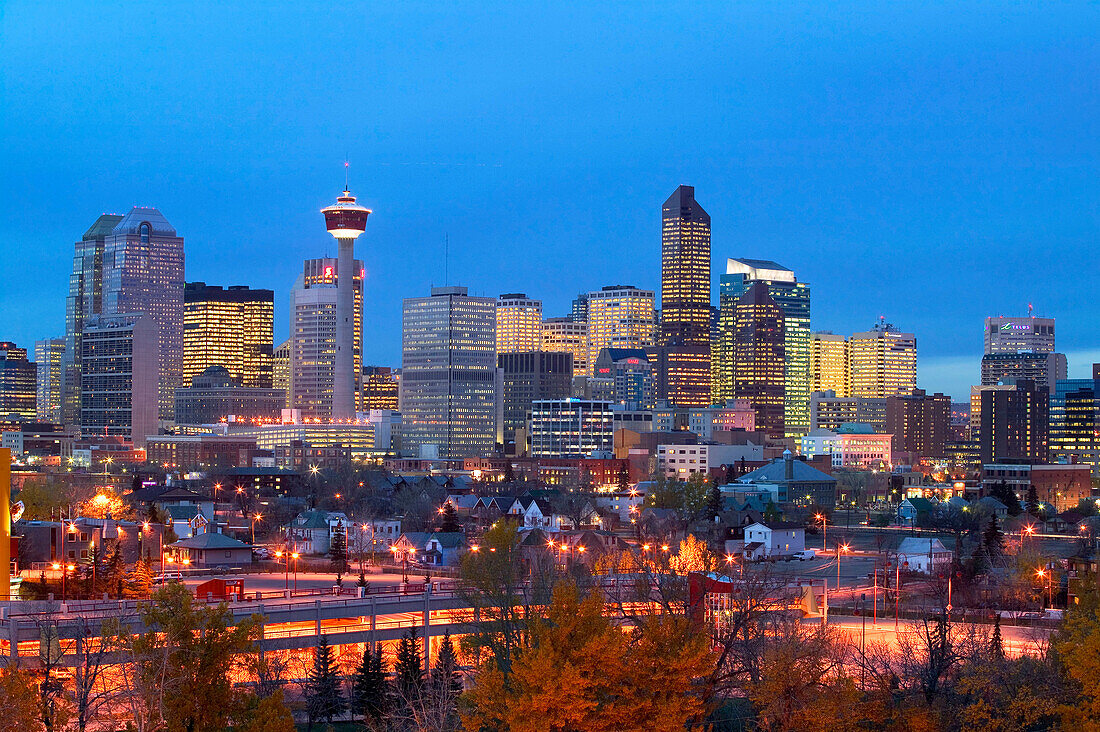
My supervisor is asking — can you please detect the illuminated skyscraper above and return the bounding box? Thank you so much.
[496,294,542,353]
[811,332,849,397]
[400,286,498,459]
[321,185,370,421]
[718,258,811,435]
[586,285,655,376]
[101,207,185,423]
[183,283,274,388]
[985,315,1055,354]
[34,339,65,423]
[541,317,588,375]
[656,185,711,407]
[273,340,290,404]
[733,284,786,438]
[290,257,363,420]
[362,366,399,411]
[849,322,916,399]
[0,343,38,421]
[63,214,122,425]
[80,315,159,445]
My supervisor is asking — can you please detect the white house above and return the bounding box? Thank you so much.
[742,521,806,560]
[896,537,952,575]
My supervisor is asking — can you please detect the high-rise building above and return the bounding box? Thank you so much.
[63,214,123,425]
[810,390,887,433]
[733,283,786,439]
[985,316,1055,354]
[849,322,916,399]
[0,343,37,421]
[101,208,185,423]
[183,283,274,388]
[529,399,614,458]
[34,338,65,423]
[400,286,497,459]
[593,348,655,408]
[498,351,573,449]
[173,365,285,425]
[981,352,1067,395]
[656,186,711,407]
[979,378,1048,464]
[570,293,589,324]
[362,366,399,411]
[290,258,363,420]
[496,293,542,354]
[541,317,588,375]
[811,332,849,397]
[586,285,655,376]
[273,340,291,404]
[321,186,371,421]
[885,389,951,459]
[80,315,159,445]
[718,258,811,435]
[1049,365,1100,476]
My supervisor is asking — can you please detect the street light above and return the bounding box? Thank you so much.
[837,542,850,591]
[1037,568,1053,609]
[815,513,827,552]
[291,552,300,591]
[251,513,262,545]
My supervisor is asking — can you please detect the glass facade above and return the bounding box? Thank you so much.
[529,399,614,458]
[733,283,786,438]
[585,286,655,377]
[1050,376,1100,475]
[0,343,37,421]
[183,283,274,388]
[34,338,65,423]
[849,324,916,399]
[496,294,543,353]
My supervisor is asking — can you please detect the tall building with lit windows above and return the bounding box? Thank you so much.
[541,317,588,375]
[35,338,65,423]
[585,285,655,376]
[101,207,185,422]
[655,185,711,407]
[362,366,399,411]
[717,258,811,435]
[0,343,38,421]
[849,322,916,399]
[290,257,363,420]
[183,283,274,388]
[63,214,122,425]
[811,332,849,397]
[400,286,498,459]
[733,283,786,438]
[496,293,542,353]
[273,340,290,403]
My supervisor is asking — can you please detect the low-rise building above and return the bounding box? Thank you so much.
[742,521,805,559]
[800,424,892,469]
[170,532,252,568]
[896,537,952,575]
[657,443,766,479]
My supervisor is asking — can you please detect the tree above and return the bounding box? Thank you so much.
[124,582,260,732]
[616,463,630,492]
[988,480,1022,516]
[433,631,462,697]
[439,502,461,533]
[306,635,345,727]
[0,667,40,732]
[990,614,1004,660]
[725,463,736,485]
[1053,575,1100,725]
[127,556,153,598]
[461,582,714,732]
[763,500,782,524]
[503,460,516,484]
[395,628,424,700]
[105,542,126,598]
[669,534,717,575]
[1025,485,1041,516]
[644,474,709,524]
[982,516,1005,556]
[352,644,388,723]
[232,690,296,732]
[329,521,349,574]
[707,482,723,520]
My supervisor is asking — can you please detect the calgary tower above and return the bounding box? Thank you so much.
[321,170,371,421]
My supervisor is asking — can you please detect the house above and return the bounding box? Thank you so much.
[896,537,952,575]
[736,450,837,507]
[166,505,210,539]
[393,531,469,567]
[741,521,805,560]
[285,510,349,555]
[444,494,479,515]
[170,532,252,568]
[897,497,938,525]
[977,496,1009,520]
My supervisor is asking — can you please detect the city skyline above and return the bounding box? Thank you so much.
[5,3,1100,402]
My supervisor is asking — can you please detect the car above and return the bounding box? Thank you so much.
[794,549,816,561]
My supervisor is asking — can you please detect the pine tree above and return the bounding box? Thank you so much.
[707,483,723,520]
[617,463,630,492]
[106,542,126,598]
[432,630,462,696]
[983,516,1005,556]
[128,555,153,598]
[1026,485,1041,517]
[991,613,1005,659]
[439,502,461,533]
[329,521,349,574]
[357,571,367,588]
[352,644,388,722]
[725,463,736,484]
[763,500,781,524]
[394,627,423,698]
[306,635,345,726]
[503,460,515,484]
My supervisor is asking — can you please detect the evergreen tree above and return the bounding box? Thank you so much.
[351,644,388,722]
[989,479,1022,516]
[86,544,103,596]
[706,483,723,520]
[739,456,746,476]
[439,502,461,533]
[128,555,153,598]
[305,635,345,726]
[725,463,736,485]
[503,460,515,484]
[329,521,349,574]
[1025,485,1041,516]
[991,613,1005,659]
[357,571,367,588]
[106,542,126,598]
[432,630,462,696]
[983,516,1005,556]
[763,500,781,524]
[394,628,424,698]
[617,463,630,492]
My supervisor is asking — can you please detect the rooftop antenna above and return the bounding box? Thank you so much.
[1028,302,1033,317]
[344,157,350,193]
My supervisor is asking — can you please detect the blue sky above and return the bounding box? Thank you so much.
[2,1,1099,402]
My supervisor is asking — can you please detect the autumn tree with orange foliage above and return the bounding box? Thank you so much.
[461,582,714,732]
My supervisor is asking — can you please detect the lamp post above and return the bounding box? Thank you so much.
[836,542,849,593]
[291,552,300,592]
[815,513,827,552]
[275,550,288,589]
[250,513,262,546]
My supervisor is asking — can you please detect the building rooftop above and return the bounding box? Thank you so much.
[112,206,177,237]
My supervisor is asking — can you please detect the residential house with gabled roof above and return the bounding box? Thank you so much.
[170,531,252,568]
[285,510,349,555]
[742,521,805,560]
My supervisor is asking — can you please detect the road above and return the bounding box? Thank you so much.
[822,615,1050,658]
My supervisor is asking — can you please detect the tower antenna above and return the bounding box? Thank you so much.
[344,158,349,193]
